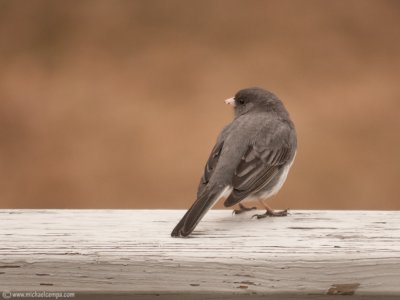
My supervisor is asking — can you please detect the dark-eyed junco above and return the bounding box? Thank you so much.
[171,87,297,237]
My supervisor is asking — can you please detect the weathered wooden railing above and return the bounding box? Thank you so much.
[0,209,399,299]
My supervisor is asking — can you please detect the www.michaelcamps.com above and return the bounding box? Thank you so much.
[2,291,75,299]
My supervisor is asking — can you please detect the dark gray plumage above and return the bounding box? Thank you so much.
[171,87,297,237]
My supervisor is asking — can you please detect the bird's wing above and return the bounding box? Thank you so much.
[197,124,231,197]
[224,123,293,207]
[201,140,224,184]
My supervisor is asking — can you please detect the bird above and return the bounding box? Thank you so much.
[171,87,297,237]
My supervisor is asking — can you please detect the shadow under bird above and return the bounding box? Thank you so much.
[171,87,297,237]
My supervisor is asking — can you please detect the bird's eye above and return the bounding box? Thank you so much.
[237,99,245,105]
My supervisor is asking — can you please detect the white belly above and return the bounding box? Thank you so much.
[242,151,296,202]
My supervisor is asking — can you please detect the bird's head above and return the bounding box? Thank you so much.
[225,87,283,117]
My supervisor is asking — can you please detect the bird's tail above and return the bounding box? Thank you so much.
[171,187,227,237]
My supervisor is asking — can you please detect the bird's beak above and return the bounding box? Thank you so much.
[224,97,236,107]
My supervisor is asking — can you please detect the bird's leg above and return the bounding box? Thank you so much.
[233,203,257,215]
[252,199,288,219]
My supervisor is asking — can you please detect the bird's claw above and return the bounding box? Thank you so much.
[252,209,289,219]
[233,206,257,215]
[252,213,267,219]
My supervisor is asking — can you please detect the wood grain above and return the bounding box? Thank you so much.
[0,209,399,299]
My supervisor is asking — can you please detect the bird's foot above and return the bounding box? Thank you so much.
[252,209,289,219]
[233,204,257,215]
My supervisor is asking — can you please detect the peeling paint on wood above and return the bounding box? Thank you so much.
[0,209,399,299]
[327,283,360,295]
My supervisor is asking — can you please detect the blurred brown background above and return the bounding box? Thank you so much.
[0,0,399,209]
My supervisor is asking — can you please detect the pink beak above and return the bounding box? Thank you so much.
[224,97,236,107]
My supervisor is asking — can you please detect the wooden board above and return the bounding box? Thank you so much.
[0,209,399,299]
